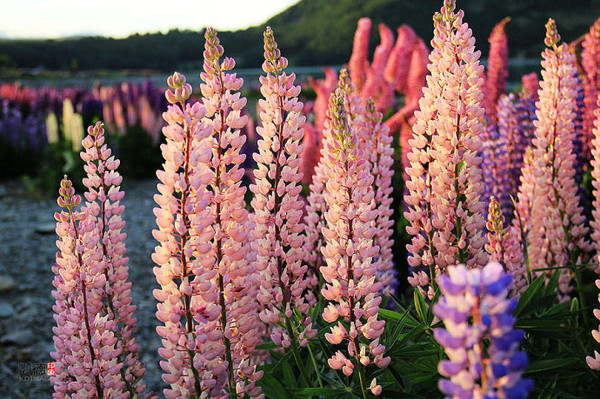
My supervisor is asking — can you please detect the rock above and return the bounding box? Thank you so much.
[0,277,17,293]
[0,302,15,318]
[34,223,56,235]
[0,329,36,346]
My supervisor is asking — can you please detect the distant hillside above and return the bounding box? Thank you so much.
[0,0,599,71]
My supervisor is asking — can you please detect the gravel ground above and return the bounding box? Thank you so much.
[0,179,164,398]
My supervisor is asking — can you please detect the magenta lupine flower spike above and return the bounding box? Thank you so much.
[484,17,510,126]
[384,24,417,95]
[320,90,389,395]
[250,27,317,349]
[364,99,396,295]
[521,72,540,101]
[51,176,123,398]
[404,0,487,297]
[581,17,600,163]
[361,23,394,109]
[80,121,146,395]
[434,262,534,398]
[199,27,264,398]
[528,19,590,297]
[348,18,372,92]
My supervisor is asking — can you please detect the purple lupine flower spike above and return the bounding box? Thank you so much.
[434,261,534,398]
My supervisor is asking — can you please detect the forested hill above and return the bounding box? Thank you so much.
[1,0,599,71]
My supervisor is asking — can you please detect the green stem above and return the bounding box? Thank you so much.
[357,364,367,399]
[285,316,311,386]
[307,342,323,389]
[572,266,589,324]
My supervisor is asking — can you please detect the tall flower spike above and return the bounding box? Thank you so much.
[348,18,372,92]
[250,27,317,351]
[502,92,536,220]
[486,197,526,296]
[404,0,487,297]
[590,99,600,275]
[199,27,264,398]
[582,18,600,164]
[484,17,510,126]
[51,176,122,398]
[521,72,540,101]
[361,23,395,110]
[434,262,534,398]
[152,71,214,398]
[528,19,590,298]
[364,98,396,295]
[304,69,363,296]
[384,24,417,95]
[320,89,389,394]
[81,121,146,396]
[480,123,509,220]
[511,146,536,283]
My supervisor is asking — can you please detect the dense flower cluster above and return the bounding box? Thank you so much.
[81,122,145,394]
[404,0,487,296]
[364,99,396,295]
[484,17,510,126]
[152,28,264,399]
[250,27,316,348]
[320,90,390,394]
[582,17,600,163]
[47,3,600,397]
[52,127,145,398]
[527,20,590,297]
[434,262,533,398]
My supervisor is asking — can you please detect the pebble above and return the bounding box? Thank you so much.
[0,328,36,346]
[0,302,15,318]
[0,276,17,293]
[34,223,57,235]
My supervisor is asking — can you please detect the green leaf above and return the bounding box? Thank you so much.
[525,357,579,374]
[378,308,411,323]
[259,373,289,399]
[281,357,298,388]
[515,274,545,317]
[256,342,278,350]
[413,289,428,325]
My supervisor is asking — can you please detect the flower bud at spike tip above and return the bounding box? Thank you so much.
[545,19,561,48]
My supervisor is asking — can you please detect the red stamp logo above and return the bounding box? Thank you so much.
[46,363,55,376]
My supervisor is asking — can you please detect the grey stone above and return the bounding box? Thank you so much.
[0,276,17,293]
[0,328,36,346]
[0,302,15,318]
[34,223,56,235]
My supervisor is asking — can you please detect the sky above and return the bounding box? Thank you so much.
[0,0,301,39]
